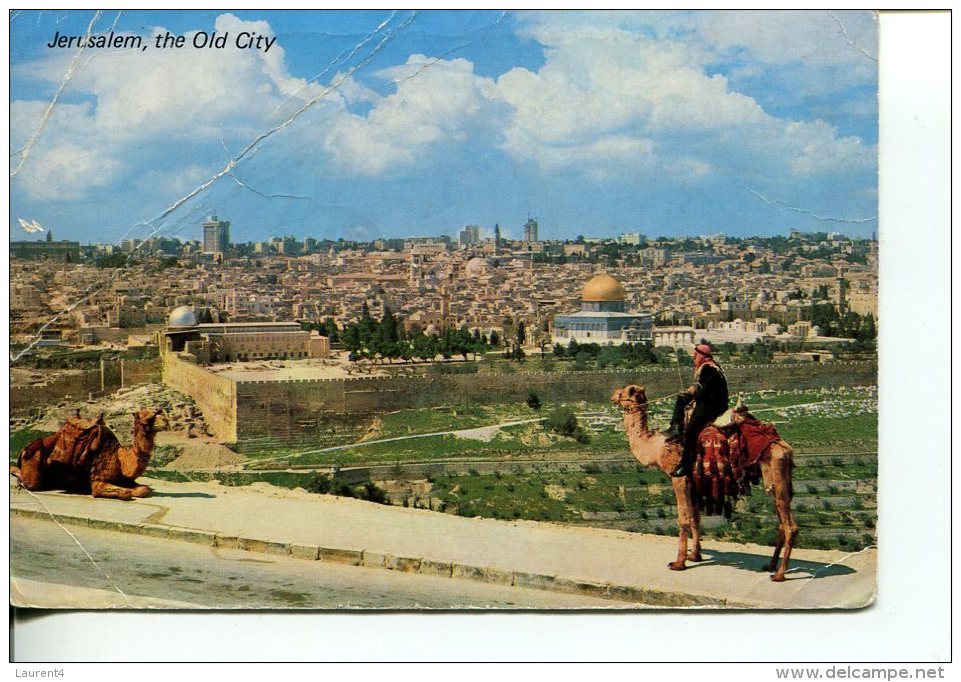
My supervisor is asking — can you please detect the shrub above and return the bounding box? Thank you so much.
[546,407,578,436]
[333,481,356,498]
[305,474,332,495]
[526,390,542,411]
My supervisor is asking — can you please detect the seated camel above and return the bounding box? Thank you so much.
[11,409,166,501]
[611,385,797,582]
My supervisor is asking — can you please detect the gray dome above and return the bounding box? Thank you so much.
[465,257,489,275]
[168,305,197,327]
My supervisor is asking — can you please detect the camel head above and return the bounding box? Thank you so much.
[133,409,168,434]
[611,384,647,411]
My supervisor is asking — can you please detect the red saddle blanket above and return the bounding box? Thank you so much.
[730,414,781,469]
[690,415,780,517]
[48,415,111,469]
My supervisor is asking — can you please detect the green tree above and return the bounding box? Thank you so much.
[412,332,437,362]
[515,321,527,349]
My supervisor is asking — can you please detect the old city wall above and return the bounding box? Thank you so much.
[163,353,237,441]
[231,361,877,448]
[10,358,162,416]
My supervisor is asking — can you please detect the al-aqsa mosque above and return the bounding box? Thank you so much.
[552,273,653,345]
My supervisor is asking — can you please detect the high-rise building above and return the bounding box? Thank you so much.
[202,216,231,255]
[523,217,539,243]
[458,225,481,248]
[120,238,141,254]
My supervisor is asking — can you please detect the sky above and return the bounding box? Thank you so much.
[9,10,879,245]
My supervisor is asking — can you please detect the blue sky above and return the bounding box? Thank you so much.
[9,10,879,244]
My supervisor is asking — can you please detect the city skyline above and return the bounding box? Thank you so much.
[11,10,878,245]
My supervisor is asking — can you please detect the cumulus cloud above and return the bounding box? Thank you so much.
[16,141,122,201]
[321,55,498,176]
[489,10,875,182]
[10,13,324,202]
[10,9,877,230]
[696,10,877,70]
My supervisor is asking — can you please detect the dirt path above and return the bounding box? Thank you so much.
[250,417,547,466]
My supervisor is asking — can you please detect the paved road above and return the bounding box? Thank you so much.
[11,516,622,610]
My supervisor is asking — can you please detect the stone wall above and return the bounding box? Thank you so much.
[229,361,877,449]
[11,358,162,416]
[163,353,237,441]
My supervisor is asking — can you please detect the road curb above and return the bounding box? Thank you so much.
[11,506,732,607]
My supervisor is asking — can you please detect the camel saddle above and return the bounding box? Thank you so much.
[48,415,111,470]
[690,425,738,517]
[730,413,782,469]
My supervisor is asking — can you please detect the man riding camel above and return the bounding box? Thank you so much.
[665,343,729,478]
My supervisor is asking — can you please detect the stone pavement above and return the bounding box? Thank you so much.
[9,476,876,609]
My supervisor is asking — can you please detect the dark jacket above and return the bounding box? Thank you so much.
[691,363,728,421]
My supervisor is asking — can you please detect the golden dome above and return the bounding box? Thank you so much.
[582,273,626,302]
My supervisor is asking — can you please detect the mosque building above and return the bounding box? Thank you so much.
[161,306,329,364]
[552,273,653,345]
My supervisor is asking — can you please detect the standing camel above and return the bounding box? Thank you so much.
[611,384,798,582]
[11,409,166,501]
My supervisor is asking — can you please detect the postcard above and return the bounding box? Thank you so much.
[9,10,882,618]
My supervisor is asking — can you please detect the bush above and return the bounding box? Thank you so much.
[546,407,577,435]
[305,474,332,494]
[360,482,389,504]
[526,390,542,411]
[333,481,356,498]
[546,407,589,443]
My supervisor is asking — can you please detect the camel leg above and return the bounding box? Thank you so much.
[765,526,785,573]
[11,451,43,491]
[91,480,135,501]
[769,447,797,582]
[129,485,151,498]
[669,477,692,571]
[688,492,704,562]
[770,495,798,582]
[758,456,782,572]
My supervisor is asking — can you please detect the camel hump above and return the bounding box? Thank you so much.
[50,416,117,468]
[64,415,101,431]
